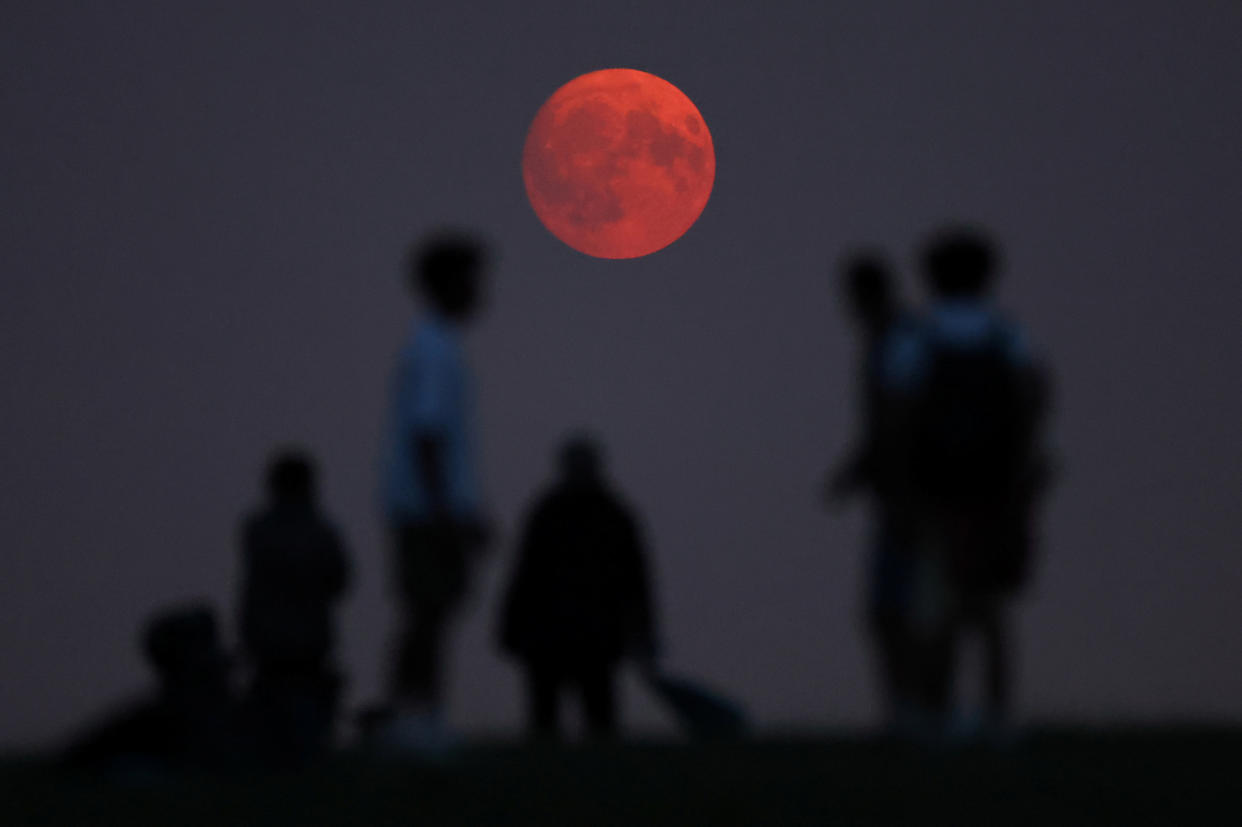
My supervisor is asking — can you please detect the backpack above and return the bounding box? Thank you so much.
[911,321,1043,592]
[911,322,1027,503]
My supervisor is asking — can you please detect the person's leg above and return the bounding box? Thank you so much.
[869,513,911,727]
[243,660,279,754]
[389,524,418,703]
[925,622,958,726]
[390,524,464,712]
[272,661,339,758]
[382,529,463,753]
[527,662,561,739]
[393,597,454,709]
[578,661,618,739]
[921,574,961,734]
[869,610,905,724]
[908,541,958,736]
[979,595,1010,725]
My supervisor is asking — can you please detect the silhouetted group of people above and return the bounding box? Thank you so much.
[373,236,661,752]
[67,224,1051,770]
[67,454,353,769]
[67,234,664,770]
[826,228,1052,742]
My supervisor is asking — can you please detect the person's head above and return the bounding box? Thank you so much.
[921,226,1000,299]
[407,231,488,321]
[558,433,604,487]
[266,449,316,504]
[839,251,895,331]
[142,603,228,688]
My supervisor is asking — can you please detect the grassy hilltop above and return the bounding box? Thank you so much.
[3,728,1238,826]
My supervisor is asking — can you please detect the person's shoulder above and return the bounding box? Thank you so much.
[599,487,640,529]
[306,508,343,538]
[525,487,564,521]
[404,319,432,350]
[412,315,463,360]
[241,507,271,537]
[986,309,1034,365]
[535,484,630,516]
[928,301,990,338]
[925,301,1030,356]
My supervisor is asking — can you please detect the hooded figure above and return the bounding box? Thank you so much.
[499,436,657,738]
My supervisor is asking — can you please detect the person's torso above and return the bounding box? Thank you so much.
[381,315,479,520]
[240,506,345,661]
[515,488,641,651]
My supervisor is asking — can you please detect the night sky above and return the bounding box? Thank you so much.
[3,1,1241,747]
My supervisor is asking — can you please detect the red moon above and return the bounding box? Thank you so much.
[522,68,715,259]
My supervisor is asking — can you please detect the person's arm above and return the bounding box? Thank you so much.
[874,327,925,512]
[1001,324,1056,499]
[1015,357,1057,500]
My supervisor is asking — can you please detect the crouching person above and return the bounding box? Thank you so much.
[65,604,243,772]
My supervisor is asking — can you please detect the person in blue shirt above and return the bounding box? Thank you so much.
[378,232,492,752]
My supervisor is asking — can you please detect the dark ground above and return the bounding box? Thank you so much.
[3,728,1238,826]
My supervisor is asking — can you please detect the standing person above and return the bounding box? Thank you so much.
[498,435,657,739]
[881,227,1049,741]
[379,232,491,752]
[239,451,351,759]
[824,252,919,732]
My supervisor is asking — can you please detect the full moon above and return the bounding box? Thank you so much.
[522,68,715,259]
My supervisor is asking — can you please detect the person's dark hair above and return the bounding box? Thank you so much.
[840,251,893,322]
[921,226,999,298]
[559,433,604,480]
[407,231,487,317]
[266,450,316,502]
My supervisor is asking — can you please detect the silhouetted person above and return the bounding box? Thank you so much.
[379,232,491,752]
[238,450,350,759]
[65,604,243,771]
[824,252,918,731]
[499,436,657,739]
[881,227,1050,740]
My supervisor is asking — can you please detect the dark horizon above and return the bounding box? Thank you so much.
[3,0,1241,749]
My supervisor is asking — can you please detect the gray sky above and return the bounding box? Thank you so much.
[3,0,1241,747]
